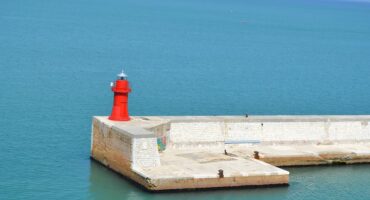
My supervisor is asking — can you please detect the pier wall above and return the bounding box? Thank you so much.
[91,117,160,187]
[167,116,370,150]
[92,116,370,162]
[225,121,370,143]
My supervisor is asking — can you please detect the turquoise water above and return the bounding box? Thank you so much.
[1,0,370,199]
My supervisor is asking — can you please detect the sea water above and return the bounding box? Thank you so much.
[1,0,370,199]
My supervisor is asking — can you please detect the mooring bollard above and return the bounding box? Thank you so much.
[254,151,260,159]
[218,169,224,178]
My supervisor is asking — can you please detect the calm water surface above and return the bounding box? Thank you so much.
[1,0,370,199]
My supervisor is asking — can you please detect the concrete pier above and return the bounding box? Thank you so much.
[90,115,370,191]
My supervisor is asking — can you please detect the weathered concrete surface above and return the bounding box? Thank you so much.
[135,150,289,190]
[91,115,370,191]
[166,115,370,147]
[227,143,370,166]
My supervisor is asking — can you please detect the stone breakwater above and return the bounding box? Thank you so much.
[90,115,370,191]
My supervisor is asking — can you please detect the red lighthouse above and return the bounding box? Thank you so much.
[109,70,131,121]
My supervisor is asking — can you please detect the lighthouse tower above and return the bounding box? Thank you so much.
[109,70,131,121]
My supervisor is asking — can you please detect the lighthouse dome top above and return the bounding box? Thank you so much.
[117,70,127,80]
